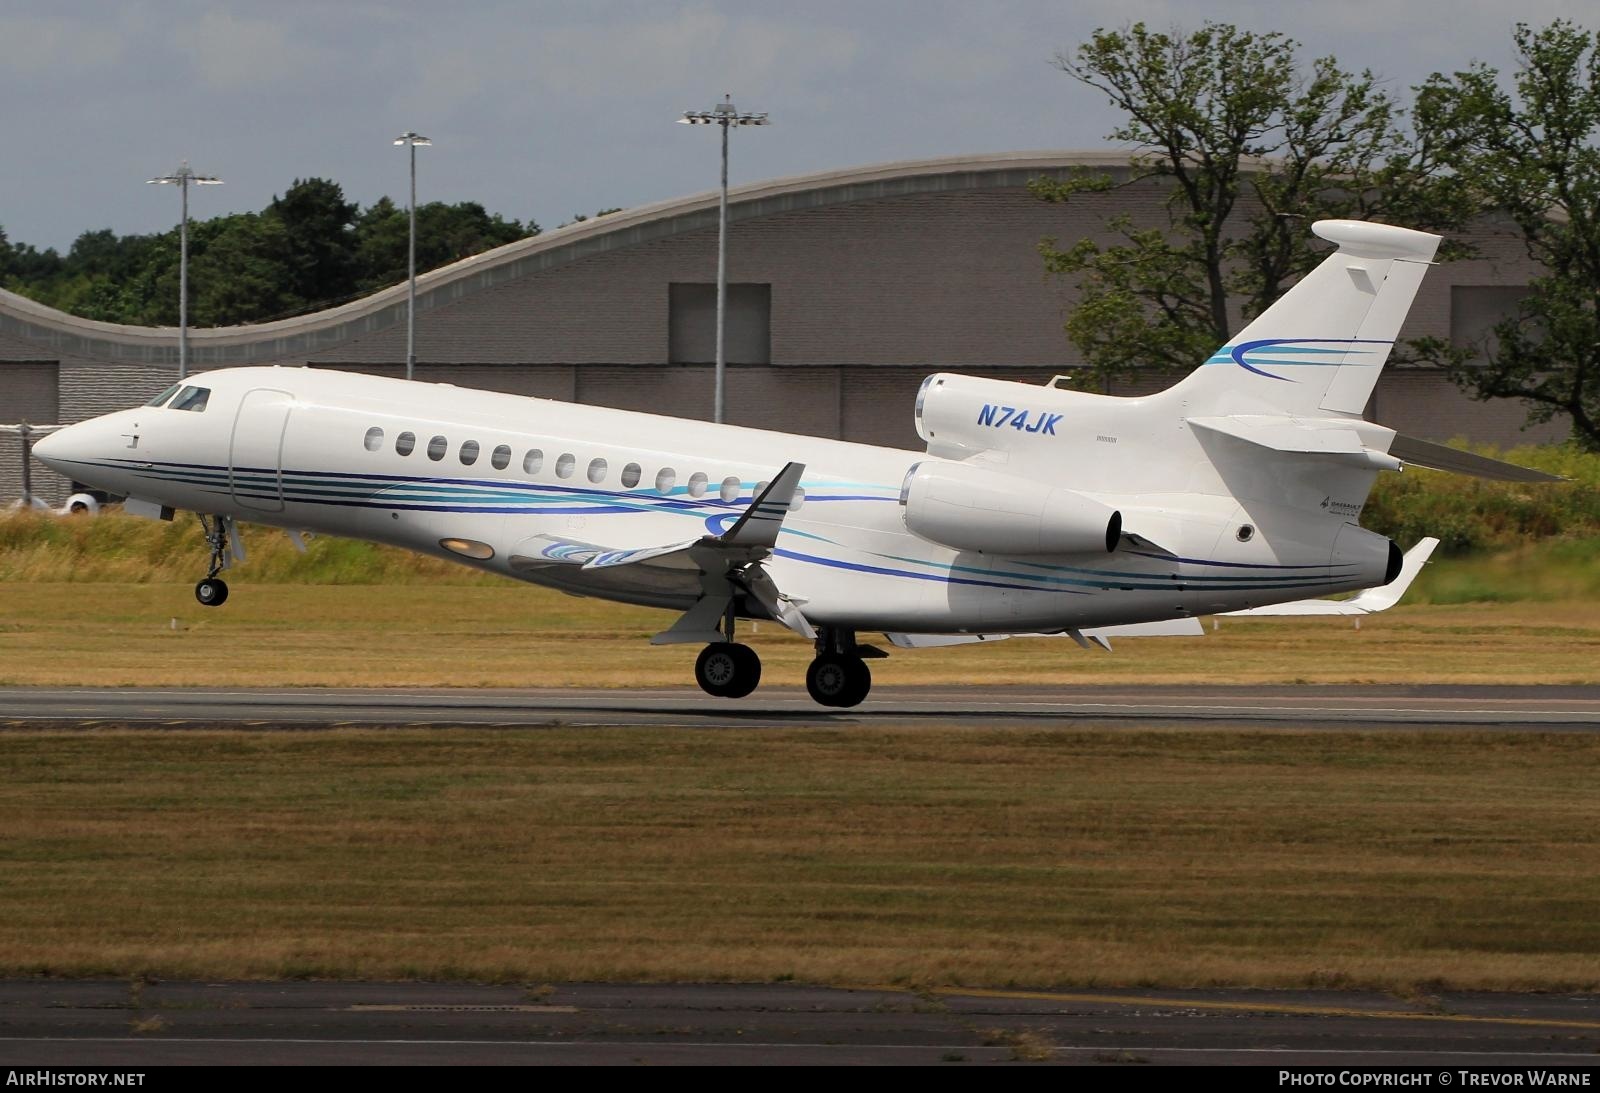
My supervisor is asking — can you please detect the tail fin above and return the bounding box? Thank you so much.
[1172,220,1440,417]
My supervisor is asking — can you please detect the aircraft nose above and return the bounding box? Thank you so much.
[30,419,99,474]
[29,424,71,471]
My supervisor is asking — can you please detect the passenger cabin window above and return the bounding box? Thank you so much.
[491,445,511,470]
[396,431,416,456]
[427,435,448,461]
[720,476,741,502]
[169,386,211,412]
[460,440,480,466]
[687,472,708,498]
[523,449,543,475]
[621,463,641,488]
[555,453,575,479]
[146,384,181,408]
[364,427,384,452]
[655,468,676,494]
[588,457,608,483]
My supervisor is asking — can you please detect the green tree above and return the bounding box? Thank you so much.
[2,185,537,325]
[268,178,361,309]
[354,198,535,293]
[187,213,301,326]
[1033,22,1469,388]
[1412,21,1600,450]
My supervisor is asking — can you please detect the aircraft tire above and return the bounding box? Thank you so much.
[195,577,229,607]
[696,642,761,699]
[806,654,871,708]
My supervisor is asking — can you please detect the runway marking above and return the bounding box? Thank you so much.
[917,986,1600,1032]
[346,1003,579,1013]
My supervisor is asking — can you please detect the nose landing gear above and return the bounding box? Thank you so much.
[195,576,228,607]
[194,514,239,608]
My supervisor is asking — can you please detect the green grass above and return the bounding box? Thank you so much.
[1364,442,1600,553]
[1,582,1596,687]
[0,727,1596,991]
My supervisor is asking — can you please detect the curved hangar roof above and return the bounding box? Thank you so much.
[0,151,1132,369]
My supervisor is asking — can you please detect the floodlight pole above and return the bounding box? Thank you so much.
[679,95,768,424]
[394,132,431,382]
[147,162,223,380]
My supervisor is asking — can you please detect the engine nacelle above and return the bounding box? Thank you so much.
[899,461,1122,555]
[915,371,1081,458]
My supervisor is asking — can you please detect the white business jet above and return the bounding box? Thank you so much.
[32,220,1551,706]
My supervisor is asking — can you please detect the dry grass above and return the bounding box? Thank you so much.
[1,581,1596,688]
[0,727,1597,991]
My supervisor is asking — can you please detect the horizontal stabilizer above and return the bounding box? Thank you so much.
[1188,415,1401,470]
[1226,537,1438,616]
[1389,435,1563,482]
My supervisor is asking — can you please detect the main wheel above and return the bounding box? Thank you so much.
[194,577,229,607]
[806,654,871,708]
[695,642,762,699]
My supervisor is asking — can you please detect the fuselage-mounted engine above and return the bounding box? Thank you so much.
[898,460,1121,555]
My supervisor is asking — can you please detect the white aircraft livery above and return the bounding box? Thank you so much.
[32,220,1550,706]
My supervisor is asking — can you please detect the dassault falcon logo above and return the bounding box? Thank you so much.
[977,405,1063,435]
[1321,495,1363,517]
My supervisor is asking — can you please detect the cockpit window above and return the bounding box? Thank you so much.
[169,385,211,412]
[146,383,181,408]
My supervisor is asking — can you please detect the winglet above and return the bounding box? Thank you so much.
[1223,537,1439,617]
[1341,536,1439,613]
[719,462,805,549]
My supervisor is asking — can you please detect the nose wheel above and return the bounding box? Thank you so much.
[195,577,229,607]
[695,641,762,699]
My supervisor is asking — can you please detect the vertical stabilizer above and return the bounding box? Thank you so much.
[1172,220,1440,417]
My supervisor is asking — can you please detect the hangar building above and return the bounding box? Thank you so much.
[0,151,1557,505]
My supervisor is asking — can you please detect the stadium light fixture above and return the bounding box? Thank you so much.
[678,95,769,424]
[147,161,224,380]
[393,132,432,382]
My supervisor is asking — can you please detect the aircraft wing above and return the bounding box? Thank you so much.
[1224,537,1439,617]
[510,463,816,643]
[503,464,814,642]
[582,461,806,571]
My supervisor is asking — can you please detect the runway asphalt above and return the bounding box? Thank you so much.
[2,683,1598,730]
[2,980,1598,1066]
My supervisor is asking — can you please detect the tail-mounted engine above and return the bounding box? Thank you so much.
[915,372,1078,459]
[899,460,1121,555]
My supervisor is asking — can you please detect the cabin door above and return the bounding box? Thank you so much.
[229,388,293,512]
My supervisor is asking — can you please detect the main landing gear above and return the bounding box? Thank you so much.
[806,628,871,708]
[694,602,763,699]
[194,514,232,608]
[695,642,762,699]
[689,613,871,709]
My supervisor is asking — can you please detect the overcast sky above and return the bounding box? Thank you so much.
[0,0,1589,251]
